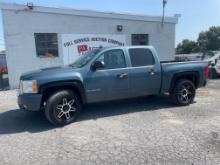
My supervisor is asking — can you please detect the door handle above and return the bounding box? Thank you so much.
[117,73,128,79]
[149,69,157,76]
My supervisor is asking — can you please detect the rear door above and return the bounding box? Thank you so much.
[128,48,161,97]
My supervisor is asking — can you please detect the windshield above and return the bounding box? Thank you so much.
[70,49,101,68]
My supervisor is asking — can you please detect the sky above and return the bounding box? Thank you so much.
[0,0,219,50]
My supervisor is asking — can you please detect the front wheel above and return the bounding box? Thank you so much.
[44,90,82,126]
[171,79,196,106]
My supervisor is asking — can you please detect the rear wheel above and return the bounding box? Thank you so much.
[44,90,82,126]
[171,79,196,106]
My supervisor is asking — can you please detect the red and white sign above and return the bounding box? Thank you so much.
[62,34,126,65]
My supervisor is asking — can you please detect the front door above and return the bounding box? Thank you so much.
[85,49,130,103]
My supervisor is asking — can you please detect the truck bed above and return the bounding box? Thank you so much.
[160,60,208,93]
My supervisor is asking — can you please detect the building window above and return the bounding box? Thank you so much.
[129,48,155,67]
[34,33,58,58]
[131,34,149,46]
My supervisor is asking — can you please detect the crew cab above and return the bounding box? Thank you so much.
[18,46,208,126]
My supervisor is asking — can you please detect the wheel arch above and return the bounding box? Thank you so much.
[169,71,200,92]
[39,80,87,108]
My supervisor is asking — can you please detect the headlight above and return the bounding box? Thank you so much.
[20,80,38,94]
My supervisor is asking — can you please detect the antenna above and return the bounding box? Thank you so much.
[162,0,167,27]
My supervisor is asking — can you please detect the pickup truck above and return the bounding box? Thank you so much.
[18,46,209,126]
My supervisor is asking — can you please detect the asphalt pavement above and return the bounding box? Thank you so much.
[0,80,220,165]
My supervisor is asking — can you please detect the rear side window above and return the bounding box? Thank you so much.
[129,48,155,67]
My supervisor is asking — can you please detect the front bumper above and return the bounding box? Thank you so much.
[18,93,42,111]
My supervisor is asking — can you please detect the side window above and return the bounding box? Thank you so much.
[96,49,126,69]
[129,48,155,67]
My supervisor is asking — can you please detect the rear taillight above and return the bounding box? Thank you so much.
[205,65,209,79]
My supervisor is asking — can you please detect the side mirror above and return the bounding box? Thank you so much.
[91,61,105,71]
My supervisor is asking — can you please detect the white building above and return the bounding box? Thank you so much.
[0,3,178,88]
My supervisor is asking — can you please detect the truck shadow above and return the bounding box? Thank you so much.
[78,95,175,122]
[0,95,180,135]
[0,110,55,135]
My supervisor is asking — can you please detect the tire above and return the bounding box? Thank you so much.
[44,90,82,126]
[209,68,217,79]
[171,79,196,106]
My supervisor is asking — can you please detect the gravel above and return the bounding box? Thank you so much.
[0,80,220,165]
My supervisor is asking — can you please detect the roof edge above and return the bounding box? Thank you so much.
[0,2,178,24]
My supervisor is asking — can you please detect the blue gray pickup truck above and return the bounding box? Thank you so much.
[18,46,209,126]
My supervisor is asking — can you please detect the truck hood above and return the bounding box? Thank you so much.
[20,66,82,80]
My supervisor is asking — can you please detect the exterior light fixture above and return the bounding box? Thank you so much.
[117,25,123,32]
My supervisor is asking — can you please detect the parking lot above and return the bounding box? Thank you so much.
[0,80,220,165]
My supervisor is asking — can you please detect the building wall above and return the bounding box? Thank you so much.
[2,9,176,88]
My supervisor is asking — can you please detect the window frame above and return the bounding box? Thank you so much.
[128,48,155,67]
[94,49,127,70]
[34,33,59,58]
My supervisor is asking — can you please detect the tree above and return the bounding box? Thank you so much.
[176,26,220,54]
[176,39,200,54]
[198,26,220,51]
